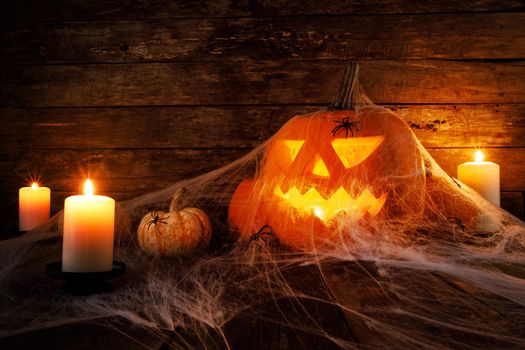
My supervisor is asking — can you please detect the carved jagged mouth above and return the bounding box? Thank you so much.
[274,185,387,223]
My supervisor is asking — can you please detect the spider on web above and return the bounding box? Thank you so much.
[332,117,360,138]
[249,225,274,242]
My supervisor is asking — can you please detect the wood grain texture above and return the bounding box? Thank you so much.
[319,262,390,348]
[0,322,167,350]
[394,104,525,148]
[1,104,524,149]
[321,262,525,349]
[1,0,250,21]
[2,60,525,107]
[3,0,525,21]
[0,148,248,193]
[0,106,292,149]
[0,0,524,347]
[3,13,525,63]
[222,264,356,349]
[249,0,525,16]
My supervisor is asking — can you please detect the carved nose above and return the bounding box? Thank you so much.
[310,154,330,177]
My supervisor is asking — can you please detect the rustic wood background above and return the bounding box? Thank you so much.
[1,0,525,235]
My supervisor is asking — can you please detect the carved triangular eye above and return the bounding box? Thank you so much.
[272,140,305,171]
[331,136,384,169]
[283,140,305,162]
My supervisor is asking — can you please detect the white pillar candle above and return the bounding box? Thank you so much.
[457,150,500,206]
[19,182,51,231]
[62,179,115,272]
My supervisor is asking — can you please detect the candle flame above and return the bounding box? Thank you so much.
[31,182,39,189]
[474,150,484,163]
[84,179,94,196]
[314,206,325,220]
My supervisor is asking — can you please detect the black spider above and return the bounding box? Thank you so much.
[147,210,170,235]
[249,225,274,242]
[447,217,466,231]
[331,117,360,138]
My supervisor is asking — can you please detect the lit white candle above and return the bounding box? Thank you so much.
[457,150,500,206]
[62,179,115,272]
[19,182,51,231]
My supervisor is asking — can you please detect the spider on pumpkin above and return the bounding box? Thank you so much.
[249,225,274,242]
[447,216,466,231]
[147,211,170,235]
[331,117,360,138]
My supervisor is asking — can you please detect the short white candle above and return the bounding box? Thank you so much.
[62,179,115,272]
[19,182,51,231]
[457,150,500,206]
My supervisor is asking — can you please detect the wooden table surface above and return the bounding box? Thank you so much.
[1,258,523,350]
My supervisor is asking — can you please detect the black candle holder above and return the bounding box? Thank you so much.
[46,261,126,295]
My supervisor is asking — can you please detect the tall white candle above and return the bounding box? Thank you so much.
[62,179,115,272]
[19,182,51,231]
[457,150,500,206]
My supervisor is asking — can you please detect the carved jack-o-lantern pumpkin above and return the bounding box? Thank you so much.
[229,109,425,250]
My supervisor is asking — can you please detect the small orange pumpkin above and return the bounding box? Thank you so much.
[137,188,212,256]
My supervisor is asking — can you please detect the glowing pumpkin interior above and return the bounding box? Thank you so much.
[273,135,387,224]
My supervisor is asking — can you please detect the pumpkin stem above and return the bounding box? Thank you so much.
[331,62,359,111]
[170,187,185,212]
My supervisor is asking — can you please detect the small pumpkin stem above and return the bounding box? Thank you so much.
[170,187,185,212]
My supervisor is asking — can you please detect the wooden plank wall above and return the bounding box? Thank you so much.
[1,0,524,234]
